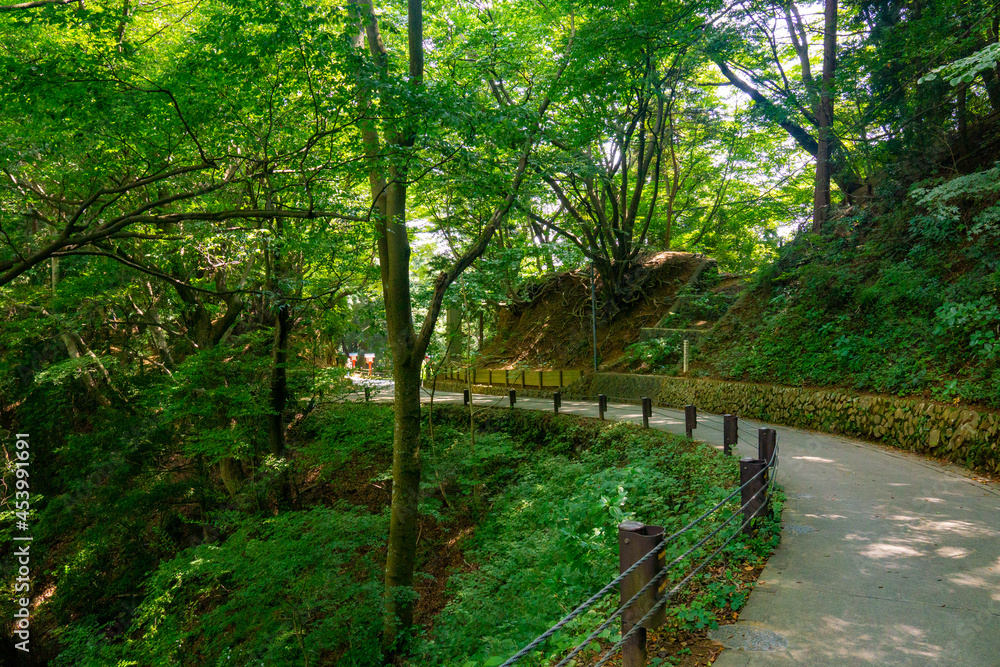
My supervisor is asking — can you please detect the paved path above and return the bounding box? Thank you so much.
[363,386,1000,666]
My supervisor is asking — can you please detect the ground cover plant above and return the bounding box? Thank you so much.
[13,400,780,666]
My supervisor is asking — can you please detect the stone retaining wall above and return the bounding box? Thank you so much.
[579,374,1000,476]
[425,374,1000,475]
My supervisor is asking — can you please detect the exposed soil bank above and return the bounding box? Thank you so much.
[481,252,705,369]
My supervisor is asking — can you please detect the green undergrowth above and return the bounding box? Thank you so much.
[617,333,685,373]
[35,403,782,667]
[418,408,783,667]
[702,164,1000,409]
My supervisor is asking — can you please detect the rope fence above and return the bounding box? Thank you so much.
[500,442,779,667]
[371,373,783,667]
[592,460,778,667]
[418,377,782,461]
[496,442,776,666]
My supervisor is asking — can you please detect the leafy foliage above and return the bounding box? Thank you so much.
[34,404,780,667]
[619,335,686,373]
[55,506,387,667]
[920,42,1000,87]
[705,167,1000,406]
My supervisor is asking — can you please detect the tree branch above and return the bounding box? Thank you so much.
[0,0,76,11]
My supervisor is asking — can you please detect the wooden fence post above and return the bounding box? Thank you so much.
[723,414,738,455]
[618,521,665,667]
[739,458,767,535]
[684,405,697,439]
[758,428,776,464]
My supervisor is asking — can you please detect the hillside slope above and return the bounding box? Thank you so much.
[698,162,1000,411]
[479,252,708,369]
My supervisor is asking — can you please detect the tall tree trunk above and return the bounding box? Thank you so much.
[219,457,245,497]
[265,174,294,508]
[381,176,423,652]
[443,307,463,364]
[374,0,427,645]
[351,0,561,652]
[268,301,290,456]
[384,353,423,648]
[813,0,837,232]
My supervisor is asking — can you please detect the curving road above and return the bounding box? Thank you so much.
[363,385,1000,666]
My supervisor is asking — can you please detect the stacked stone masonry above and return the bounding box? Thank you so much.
[427,373,1000,475]
[582,373,1000,476]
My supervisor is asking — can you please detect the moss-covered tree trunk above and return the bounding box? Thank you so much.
[350,0,562,652]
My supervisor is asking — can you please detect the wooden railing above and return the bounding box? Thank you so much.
[434,368,585,389]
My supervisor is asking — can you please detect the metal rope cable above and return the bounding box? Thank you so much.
[691,420,727,436]
[645,406,727,437]
[592,469,778,667]
[769,457,780,489]
[450,389,779,454]
[693,415,728,430]
[429,386,781,667]
[554,469,777,667]
[738,422,764,436]
[454,388,785,459]
[738,429,767,446]
[648,408,687,423]
[497,457,773,667]
[595,457,778,667]
[658,413,728,440]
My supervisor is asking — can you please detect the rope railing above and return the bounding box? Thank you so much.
[497,442,776,666]
[375,376,782,666]
[418,383,786,462]
[499,443,779,667]
[551,455,777,667]
[591,462,779,667]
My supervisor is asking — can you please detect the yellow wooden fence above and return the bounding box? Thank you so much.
[434,368,584,389]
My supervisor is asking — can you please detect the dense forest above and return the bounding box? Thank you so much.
[2,0,999,664]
